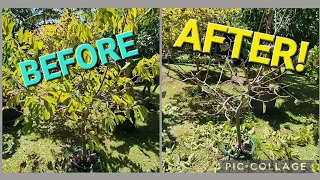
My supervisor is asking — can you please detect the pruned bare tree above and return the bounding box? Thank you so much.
[164,8,302,157]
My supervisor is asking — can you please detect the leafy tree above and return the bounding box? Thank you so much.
[162,8,241,76]
[2,8,158,167]
[304,46,319,83]
[135,8,160,59]
[241,8,319,47]
[2,8,62,31]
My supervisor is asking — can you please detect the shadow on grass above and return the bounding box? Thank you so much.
[261,107,298,131]
[97,149,159,172]
[283,75,319,101]
[2,124,22,159]
[98,150,144,172]
[2,89,160,172]
[111,110,159,156]
[261,75,319,131]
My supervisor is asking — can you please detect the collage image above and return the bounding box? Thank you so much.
[1,8,320,173]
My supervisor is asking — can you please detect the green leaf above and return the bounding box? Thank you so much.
[117,115,126,123]
[125,109,133,123]
[112,95,125,105]
[121,62,131,70]
[60,93,72,103]
[92,136,102,148]
[2,106,9,110]
[294,99,301,105]
[248,128,255,135]
[242,49,249,57]
[23,117,33,133]
[269,84,279,91]
[88,140,95,152]
[219,44,229,52]
[44,100,51,120]
[7,22,15,39]
[42,96,57,105]
[123,93,134,105]
[102,118,106,128]
[107,8,116,16]
[44,108,50,120]
[262,102,267,114]
[14,115,25,127]
[64,81,73,91]
[134,105,149,122]
[6,94,20,107]
[71,112,78,122]
[23,30,29,42]
[18,28,24,44]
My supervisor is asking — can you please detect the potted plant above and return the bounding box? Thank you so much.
[222,96,256,160]
[223,136,255,160]
[70,147,101,172]
[2,9,153,173]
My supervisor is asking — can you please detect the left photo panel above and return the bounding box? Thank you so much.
[2,8,160,173]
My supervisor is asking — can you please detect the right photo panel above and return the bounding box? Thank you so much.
[161,8,319,173]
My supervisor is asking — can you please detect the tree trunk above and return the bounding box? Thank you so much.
[235,100,243,149]
[81,122,87,160]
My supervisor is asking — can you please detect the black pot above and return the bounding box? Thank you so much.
[2,108,23,125]
[2,96,23,126]
[69,148,100,172]
[249,90,277,117]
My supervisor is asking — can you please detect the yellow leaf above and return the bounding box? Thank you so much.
[49,91,60,98]
[71,112,78,122]
[60,93,72,103]
[38,41,44,50]
[132,8,137,19]
[18,29,24,44]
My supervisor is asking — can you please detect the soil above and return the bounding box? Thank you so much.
[228,138,253,158]
[241,140,253,155]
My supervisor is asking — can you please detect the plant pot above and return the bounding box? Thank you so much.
[249,90,277,117]
[2,96,23,126]
[2,108,23,126]
[223,136,255,160]
[69,148,100,172]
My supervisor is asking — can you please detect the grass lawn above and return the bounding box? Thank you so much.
[162,64,319,172]
[2,86,160,173]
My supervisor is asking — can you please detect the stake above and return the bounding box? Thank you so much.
[235,97,243,150]
[81,122,87,161]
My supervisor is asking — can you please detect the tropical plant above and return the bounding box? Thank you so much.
[304,46,319,83]
[2,8,62,31]
[2,8,157,169]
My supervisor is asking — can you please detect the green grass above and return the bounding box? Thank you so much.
[2,130,66,173]
[162,64,319,172]
[99,110,160,172]
[2,87,160,173]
